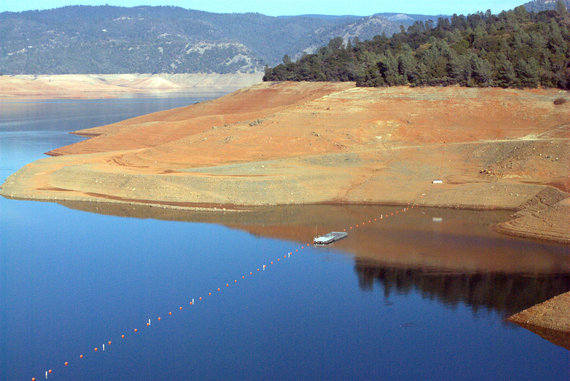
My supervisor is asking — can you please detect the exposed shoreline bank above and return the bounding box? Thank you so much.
[508,291,570,351]
[0,73,264,99]
[2,81,568,243]
[1,81,569,345]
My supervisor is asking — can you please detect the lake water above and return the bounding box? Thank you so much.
[1,96,568,381]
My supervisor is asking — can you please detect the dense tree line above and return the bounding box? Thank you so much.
[264,4,570,89]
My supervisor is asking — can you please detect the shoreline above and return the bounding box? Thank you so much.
[1,81,568,345]
[0,73,264,100]
[2,189,568,245]
[1,81,568,243]
[508,291,570,351]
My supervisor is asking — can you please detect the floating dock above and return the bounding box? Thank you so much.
[313,231,348,245]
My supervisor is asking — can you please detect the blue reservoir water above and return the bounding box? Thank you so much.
[1,96,568,381]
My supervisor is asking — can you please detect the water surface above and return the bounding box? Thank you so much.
[1,96,568,381]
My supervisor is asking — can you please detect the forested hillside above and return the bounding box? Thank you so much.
[0,6,428,74]
[264,5,570,88]
[524,0,570,12]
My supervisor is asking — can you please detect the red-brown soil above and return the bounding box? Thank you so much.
[1,82,569,244]
[1,81,568,342]
[509,291,570,350]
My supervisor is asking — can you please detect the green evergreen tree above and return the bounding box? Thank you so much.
[516,58,540,88]
[495,53,518,87]
[264,6,569,89]
[556,0,568,16]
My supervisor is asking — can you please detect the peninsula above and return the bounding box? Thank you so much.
[1,81,568,244]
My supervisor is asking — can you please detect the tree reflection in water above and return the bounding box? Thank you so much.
[355,260,570,317]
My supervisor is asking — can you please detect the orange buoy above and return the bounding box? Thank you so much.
[217,288,221,291]
[349,226,352,229]
[277,258,280,262]
[208,292,212,296]
[108,341,111,345]
[94,348,98,352]
[169,311,173,315]
[64,362,68,366]
[121,334,125,338]
[48,370,52,374]
[295,249,298,252]
[257,268,260,271]
[179,306,183,310]
[80,354,84,358]
[235,279,237,282]
[226,283,229,287]
[301,246,304,249]
[134,328,138,332]
[270,261,273,265]
[158,317,161,321]
[249,272,253,275]
[32,378,36,381]
[147,322,150,326]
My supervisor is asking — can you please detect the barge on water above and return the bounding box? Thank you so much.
[313,231,348,245]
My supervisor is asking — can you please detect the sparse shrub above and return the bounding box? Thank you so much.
[553,97,567,105]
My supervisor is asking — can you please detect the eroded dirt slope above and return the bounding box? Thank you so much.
[1,82,568,242]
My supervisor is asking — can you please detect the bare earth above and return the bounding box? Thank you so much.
[0,73,264,99]
[2,82,568,238]
[509,291,570,350]
[1,80,569,345]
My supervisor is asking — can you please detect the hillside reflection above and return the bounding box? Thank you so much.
[355,260,570,316]
[57,200,569,316]
[60,201,569,274]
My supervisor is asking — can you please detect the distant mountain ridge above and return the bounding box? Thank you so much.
[2,3,564,75]
[0,5,436,75]
[524,0,570,11]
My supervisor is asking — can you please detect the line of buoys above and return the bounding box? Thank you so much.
[335,204,416,237]
[30,203,420,381]
[32,241,310,380]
